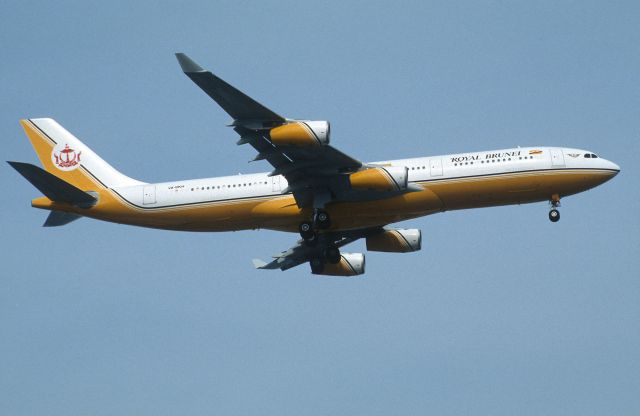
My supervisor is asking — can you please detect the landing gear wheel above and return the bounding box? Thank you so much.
[549,209,560,223]
[325,246,341,264]
[310,257,325,274]
[304,232,318,247]
[299,221,318,246]
[299,221,314,239]
[314,210,331,230]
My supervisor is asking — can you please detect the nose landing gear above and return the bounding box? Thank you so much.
[549,194,561,223]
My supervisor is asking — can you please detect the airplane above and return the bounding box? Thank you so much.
[9,53,620,276]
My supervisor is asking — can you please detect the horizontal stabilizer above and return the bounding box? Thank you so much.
[176,53,285,123]
[43,211,82,227]
[8,161,97,207]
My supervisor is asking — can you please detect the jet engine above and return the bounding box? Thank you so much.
[269,121,330,146]
[311,253,365,276]
[366,229,422,253]
[349,166,408,192]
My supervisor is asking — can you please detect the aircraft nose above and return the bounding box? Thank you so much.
[607,160,621,173]
[605,160,620,176]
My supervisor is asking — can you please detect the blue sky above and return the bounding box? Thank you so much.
[1,1,639,415]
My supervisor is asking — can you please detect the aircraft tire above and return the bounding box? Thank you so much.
[325,246,341,264]
[314,210,331,230]
[549,209,560,222]
[304,232,318,247]
[310,257,325,274]
[299,221,314,238]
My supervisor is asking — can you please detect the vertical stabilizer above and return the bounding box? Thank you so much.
[20,118,144,190]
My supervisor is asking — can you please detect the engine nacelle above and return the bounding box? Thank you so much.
[270,120,330,146]
[366,229,422,253]
[349,166,408,192]
[311,253,365,276]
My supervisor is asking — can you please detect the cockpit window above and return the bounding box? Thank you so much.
[584,153,598,159]
[592,154,598,158]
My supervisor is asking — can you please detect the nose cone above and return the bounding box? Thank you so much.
[598,159,620,187]
[605,159,621,174]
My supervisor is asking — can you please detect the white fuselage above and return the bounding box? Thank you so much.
[114,146,619,210]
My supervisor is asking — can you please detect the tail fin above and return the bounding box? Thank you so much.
[20,118,143,190]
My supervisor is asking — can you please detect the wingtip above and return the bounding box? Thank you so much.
[175,52,205,73]
[252,259,268,269]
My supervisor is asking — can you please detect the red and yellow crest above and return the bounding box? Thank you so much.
[51,143,82,171]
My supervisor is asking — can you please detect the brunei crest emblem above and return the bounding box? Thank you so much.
[51,143,82,171]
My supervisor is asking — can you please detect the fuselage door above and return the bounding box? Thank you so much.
[430,159,443,176]
[271,176,281,193]
[551,148,565,167]
[143,185,156,205]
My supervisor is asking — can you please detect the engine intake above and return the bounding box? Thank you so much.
[270,121,330,146]
[349,166,408,192]
[311,253,365,276]
[366,229,421,253]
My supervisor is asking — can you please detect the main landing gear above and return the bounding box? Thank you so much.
[324,245,341,264]
[313,209,331,229]
[549,194,561,223]
[309,245,341,274]
[299,209,332,245]
[300,209,340,271]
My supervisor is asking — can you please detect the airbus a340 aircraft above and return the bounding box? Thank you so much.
[10,54,620,276]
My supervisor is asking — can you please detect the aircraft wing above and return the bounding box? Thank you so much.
[176,53,364,208]
[252,228,379,274]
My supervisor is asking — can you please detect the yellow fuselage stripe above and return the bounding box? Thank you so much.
[33,167,616,233]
